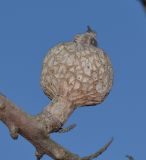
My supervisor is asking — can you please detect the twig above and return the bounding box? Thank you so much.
[57,123,76,133]
[82,138,113,160]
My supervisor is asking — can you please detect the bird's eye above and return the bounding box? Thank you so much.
[91,38,97,47]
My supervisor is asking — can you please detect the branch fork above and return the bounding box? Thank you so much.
[0,94,112,160]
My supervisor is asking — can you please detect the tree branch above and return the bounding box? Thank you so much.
[0,94,112,160]
[82,138,113,160]
[57,123,76,133]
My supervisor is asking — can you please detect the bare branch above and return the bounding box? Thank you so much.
[57,123,76,133]
[82,138,113,160]
[0,94,112,160]
[0,95,79,160]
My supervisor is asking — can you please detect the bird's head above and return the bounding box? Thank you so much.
[74,26,97,47]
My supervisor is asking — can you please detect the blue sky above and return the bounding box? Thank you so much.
[0,0,146,159]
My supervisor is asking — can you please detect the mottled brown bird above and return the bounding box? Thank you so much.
[41,26,113,108]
